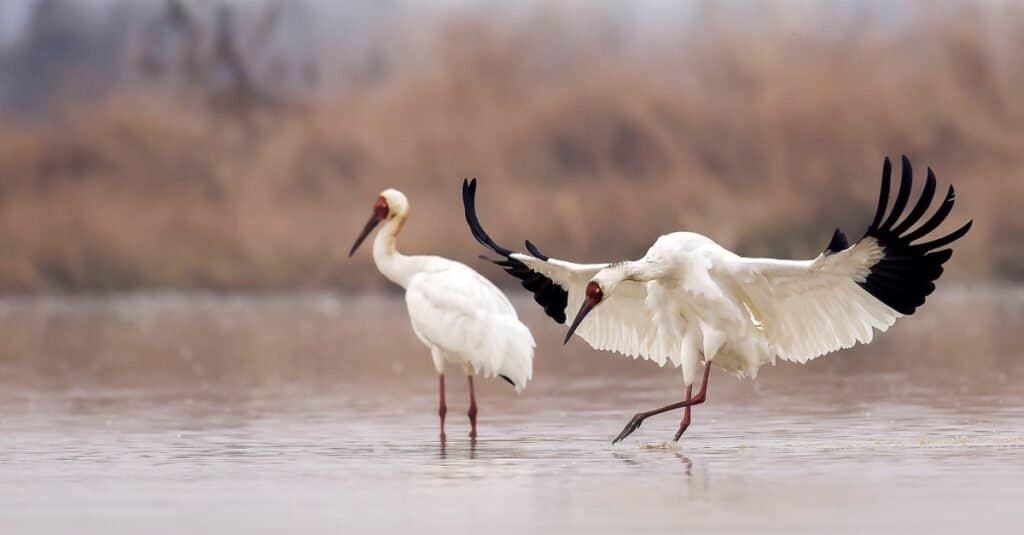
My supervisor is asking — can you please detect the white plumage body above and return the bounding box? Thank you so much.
[404,258,534,391]
[349,187,536,440]
[514,230,896,386]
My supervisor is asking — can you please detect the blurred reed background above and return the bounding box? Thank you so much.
[0,0,1020,293]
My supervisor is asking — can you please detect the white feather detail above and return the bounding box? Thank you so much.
[713,237,900,364]
[405,264,535,392]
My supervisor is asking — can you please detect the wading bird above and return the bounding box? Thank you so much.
[350,188,535,441]
[463,156,970,444]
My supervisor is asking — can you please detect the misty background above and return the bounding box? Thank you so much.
[0,0,1020,293]
[3,5,1023,532]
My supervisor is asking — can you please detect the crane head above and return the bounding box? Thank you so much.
[564,265,634,344]
[564,280,604,344]
[349,190,407,257]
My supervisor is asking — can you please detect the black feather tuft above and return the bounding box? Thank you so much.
[869,156,892,229]
[499,374,516,387]
[462,179,569,324]
[525,240,551,261]
[856,157,970,315]
[825,228,849,254]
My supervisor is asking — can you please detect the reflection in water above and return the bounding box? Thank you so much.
[676,452,693,478]
[1,290,1024,533]
[612,449,695,478]
[437,438,479,461]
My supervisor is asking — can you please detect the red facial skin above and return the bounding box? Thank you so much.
[565,281,604,344]
[373,196,389,220]
[349,196,392,257]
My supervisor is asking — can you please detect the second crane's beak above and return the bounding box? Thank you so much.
[349,213,383,257]
[564,297,598,345]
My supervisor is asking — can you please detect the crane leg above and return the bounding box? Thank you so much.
[467,376,478,440]
[438,374,447,442]
[613,363,711,444]
[674,385,694,442]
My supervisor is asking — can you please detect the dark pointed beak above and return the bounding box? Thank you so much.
[564,297,599,344]
[349,214,382,257]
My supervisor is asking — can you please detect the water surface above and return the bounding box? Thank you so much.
[1,288,1022,533]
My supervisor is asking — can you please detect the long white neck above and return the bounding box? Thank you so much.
[372,215,418,288]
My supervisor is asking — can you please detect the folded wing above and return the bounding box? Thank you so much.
[405,266,535,391]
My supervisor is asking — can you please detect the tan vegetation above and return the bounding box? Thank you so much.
[0,2,1021,292]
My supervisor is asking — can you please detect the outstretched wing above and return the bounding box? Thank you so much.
[462,179,670,365]
[713,156,972,363]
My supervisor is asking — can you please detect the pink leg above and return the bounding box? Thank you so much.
[438,374,447,442]
[613,363,711,444]
[674,385,693,442]
[467,376,478,439]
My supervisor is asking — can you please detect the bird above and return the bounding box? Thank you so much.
[349,188,536,441]
[462,156,971,444]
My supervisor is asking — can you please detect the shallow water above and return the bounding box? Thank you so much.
[1,287,1023,533]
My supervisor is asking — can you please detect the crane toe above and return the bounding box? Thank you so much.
[612,413,646,444]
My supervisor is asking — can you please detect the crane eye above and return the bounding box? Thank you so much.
[585,281,603,302]
[373,196,389,219]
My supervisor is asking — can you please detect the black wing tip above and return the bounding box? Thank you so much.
[462,177,513,257]
[878,154,914,231]
[891,165,938,236]
[825,228,849,254]
[524,240,551,261]
[461,178,569,325]
[859,157,970,315]
[870,156,894,229]
[499,374,516,388]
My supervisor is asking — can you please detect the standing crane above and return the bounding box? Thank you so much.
[350,188,535,441]
[463,156,971,444]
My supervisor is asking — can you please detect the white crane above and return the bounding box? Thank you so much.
[463,156,971,444]
[349,188,535,441]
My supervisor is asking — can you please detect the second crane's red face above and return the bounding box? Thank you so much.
[349,196,391,257]
[564,281,604,344]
